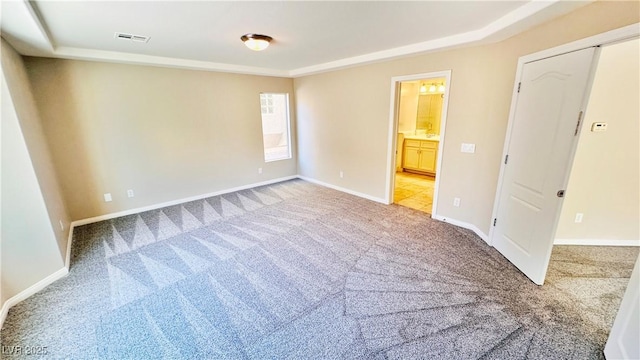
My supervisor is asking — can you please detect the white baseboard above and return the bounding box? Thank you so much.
[0,267,68,328]
[71,175,298,227]
[297,175,387,204]
[554,238,640,246]
[431,214,490,245]
[66,175,300,260]
[65,223,75,269]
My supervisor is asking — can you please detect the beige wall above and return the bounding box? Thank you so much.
[1,42,65,305]
[556,39,640,241]
[25,59,297,220]
[1,39,71,258]
[294,1,639,235]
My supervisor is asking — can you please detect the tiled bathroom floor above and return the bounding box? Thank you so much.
[394,171,435,214]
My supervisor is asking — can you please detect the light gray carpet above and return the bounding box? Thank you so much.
[1,179,637,359]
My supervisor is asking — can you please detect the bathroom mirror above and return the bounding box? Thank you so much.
[416,93,443,134]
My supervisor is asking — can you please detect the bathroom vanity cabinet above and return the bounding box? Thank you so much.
[402,139,437,174]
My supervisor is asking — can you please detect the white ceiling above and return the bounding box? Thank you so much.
[1,1,591,77]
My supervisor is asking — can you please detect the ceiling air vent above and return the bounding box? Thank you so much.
[114,32,150,43]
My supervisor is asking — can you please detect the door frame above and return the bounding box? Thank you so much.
[385,70,452,218]
[488,24,639,265]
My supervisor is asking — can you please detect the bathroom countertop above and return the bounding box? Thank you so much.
[403,134,440,142]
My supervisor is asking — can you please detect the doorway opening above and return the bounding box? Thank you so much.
[386,71,451,216]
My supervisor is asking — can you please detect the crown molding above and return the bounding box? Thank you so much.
[53,47,290,77]
[23,0,55,52]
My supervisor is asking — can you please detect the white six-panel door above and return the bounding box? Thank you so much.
[491,47,597,285]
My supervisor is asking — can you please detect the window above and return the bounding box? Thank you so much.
[260,94,274,114]
[260,93,291,162]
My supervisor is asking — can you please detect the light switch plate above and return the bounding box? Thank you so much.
[461,143,476,153]
[104,193,112,202]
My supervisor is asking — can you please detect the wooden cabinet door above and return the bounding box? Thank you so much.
[403,147,420,170]
[419,148,437,172]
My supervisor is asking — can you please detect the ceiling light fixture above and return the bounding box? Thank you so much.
[241,34,273,51]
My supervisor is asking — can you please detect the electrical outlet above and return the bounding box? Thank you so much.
[453,197,461,207]
[339,171,344,178]
[258,167,263,174]
[104,193,112,202]
[591,122,608,132]
[127,189,135,198]
[574,213,583,223]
